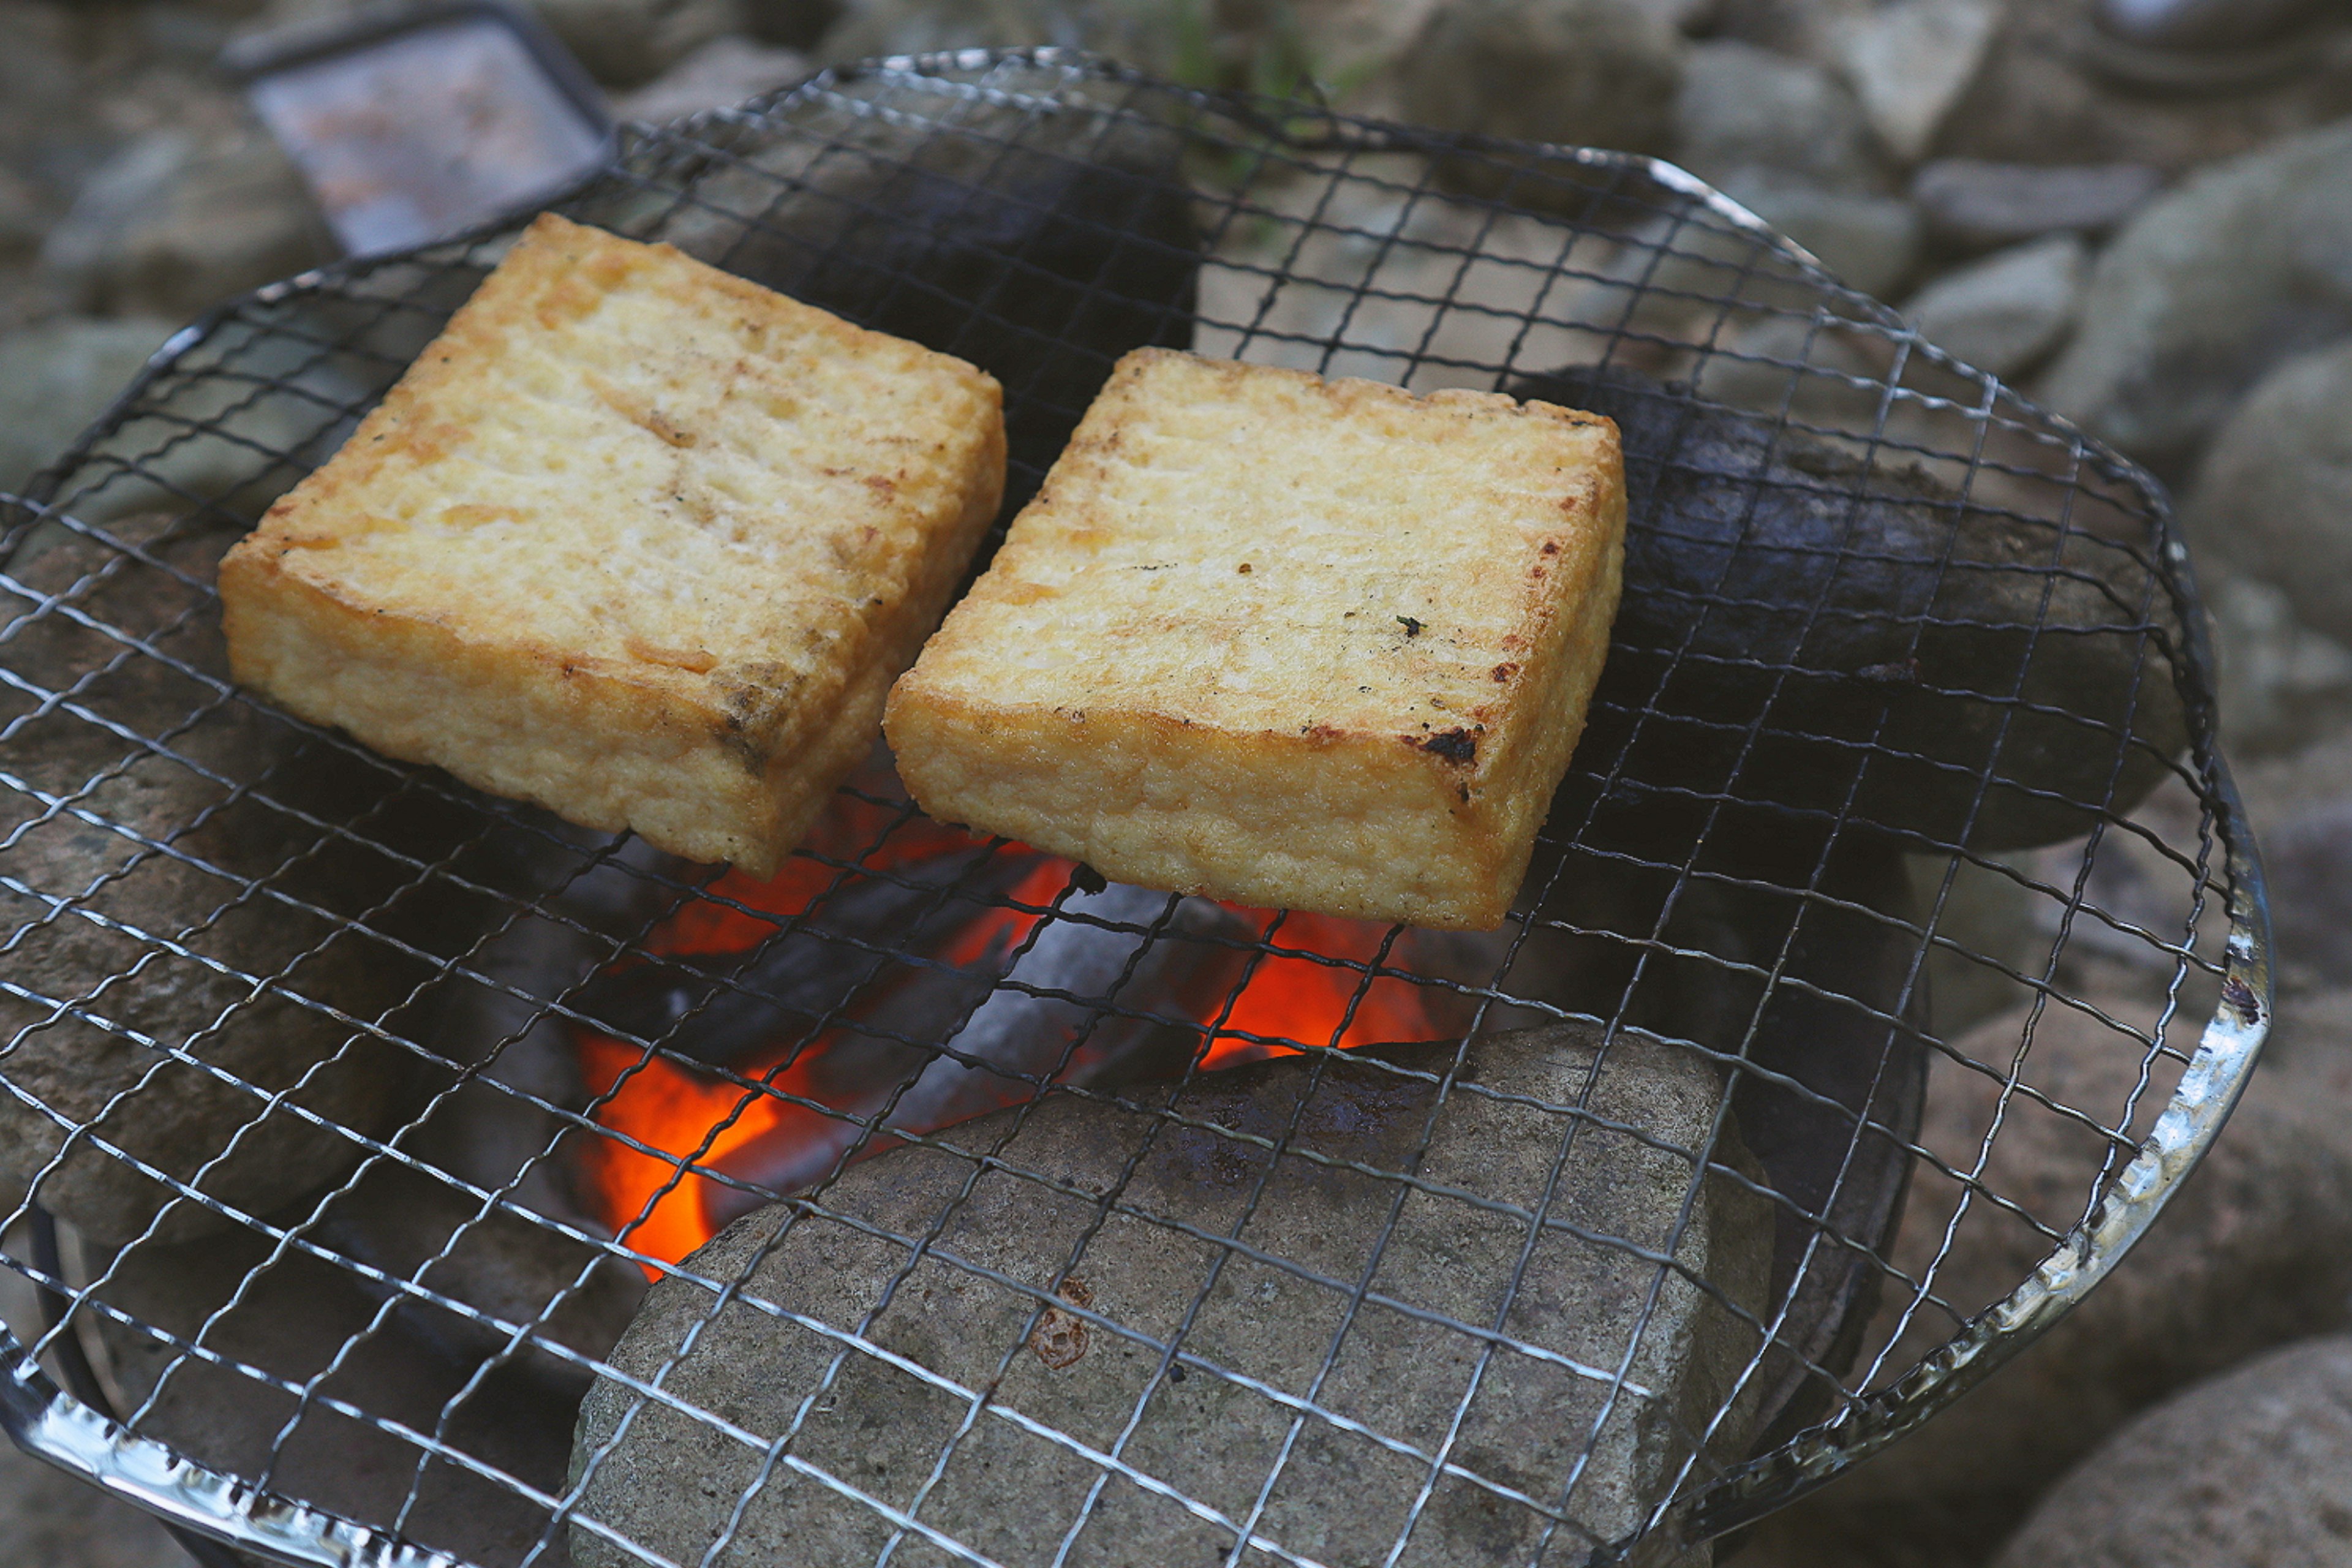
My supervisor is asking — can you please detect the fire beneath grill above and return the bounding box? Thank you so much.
[568,785,1462,1270]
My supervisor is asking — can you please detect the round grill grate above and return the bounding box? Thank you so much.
[0,48,2269,1568]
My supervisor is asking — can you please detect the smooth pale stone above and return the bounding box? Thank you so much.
[1835,0,1999,165]
[1991,1334,2352,1568]
[1910,159,2162,252]
[569,1022,1772,1567]
[2186,337,2352,644]
[2038,119,2352,474]
[1673,39,1881,193]
[1901,233,2087,378]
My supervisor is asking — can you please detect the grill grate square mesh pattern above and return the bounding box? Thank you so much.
[0,48,2267,1568]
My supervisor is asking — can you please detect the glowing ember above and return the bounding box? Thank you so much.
[573,796,1449,1271]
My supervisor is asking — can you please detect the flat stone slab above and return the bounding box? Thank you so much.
[569,1022,1770,1567]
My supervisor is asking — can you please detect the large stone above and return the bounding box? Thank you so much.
[0,164,49,258]
[1399,0,1687,157]
[1506,363,2190,854]
[1671,40,1881,194]
[1716,176,1921,300]
[2207,571,2352,760]
[1910,158,2163,253]
[740,0,843,48]
[2185,337,2352,645]
[611,34,811,123]
[1989,1334,2352,1568]
[2258,802,2352,988]
[1900,232,2086,379]
[1833,0,1999,165]
[1929,0,2352,174]
[0,317,177,497]
[569,1023,1771,1567]
[2038,119,2352,476]
[0,521,420,1245]
[526,0,748,87]
[40,128,325,320]
[1740,989,2352,1568]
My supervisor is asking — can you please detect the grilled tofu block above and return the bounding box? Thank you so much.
[884,348,1624,930]
[221,213,1005,876]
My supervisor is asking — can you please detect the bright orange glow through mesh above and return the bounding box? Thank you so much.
[575,801,1444,1271]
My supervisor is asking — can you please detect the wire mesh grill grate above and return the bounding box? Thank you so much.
[0,48,2268,1568]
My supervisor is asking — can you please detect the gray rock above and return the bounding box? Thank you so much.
[0,164,50,257]
[1705,0,1881,66]
[1515,361,2190,854]
[569,1023,1770,1567]
[0,317,176,497]
[1672,40,1880,194]
[1911,158,2163,252]
[2258,804,2352,987]
[1901,232,2087,378]
[1718,174,1921,299]
[611,34,811,123]
[2208,571,2352,760]
[526,0,748,87]
[2185,337,2352,644]
[40,129,325,320]
[1989,1334,2352,1568]
[740,0,843,48]
[1746,990,2352,1568]
[1400,0,1687,158]
[1834,0,2000,165]
[0,522,417,1245]
[2039,119,2352,475]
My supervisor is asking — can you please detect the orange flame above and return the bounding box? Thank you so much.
[574,804,1444,1271]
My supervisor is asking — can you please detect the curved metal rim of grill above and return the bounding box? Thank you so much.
[0,43,2278,1568]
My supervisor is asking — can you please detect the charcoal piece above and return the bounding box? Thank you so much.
[569,844,1013,1064]
[0,519,423,1245]
[685,880,1261,1234]
[1512,363,2190,851]
[569,1022,1768,1568]
[647,77,1200,519]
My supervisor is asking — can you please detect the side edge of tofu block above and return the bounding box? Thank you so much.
[888,414,1627,932]
[886,696,1504,929]
[220,552,838,876]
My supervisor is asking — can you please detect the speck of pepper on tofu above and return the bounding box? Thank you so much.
[883,347,1626,931]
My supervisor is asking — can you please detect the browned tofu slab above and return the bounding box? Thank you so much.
[884,347,1624,930]
[221,213,1005,876]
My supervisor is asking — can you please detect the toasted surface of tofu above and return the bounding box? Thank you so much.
[884,347,1624,930]
[221,213,1005,876]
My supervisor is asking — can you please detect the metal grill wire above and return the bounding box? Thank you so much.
[0,47,2266,1568]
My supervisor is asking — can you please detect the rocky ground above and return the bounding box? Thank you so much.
[9,0,2352,1564]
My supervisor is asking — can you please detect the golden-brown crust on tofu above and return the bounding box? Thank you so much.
[883,347,1624,930]
[221,212,1005,877]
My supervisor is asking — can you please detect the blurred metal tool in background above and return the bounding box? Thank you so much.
[224,0,613,258]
